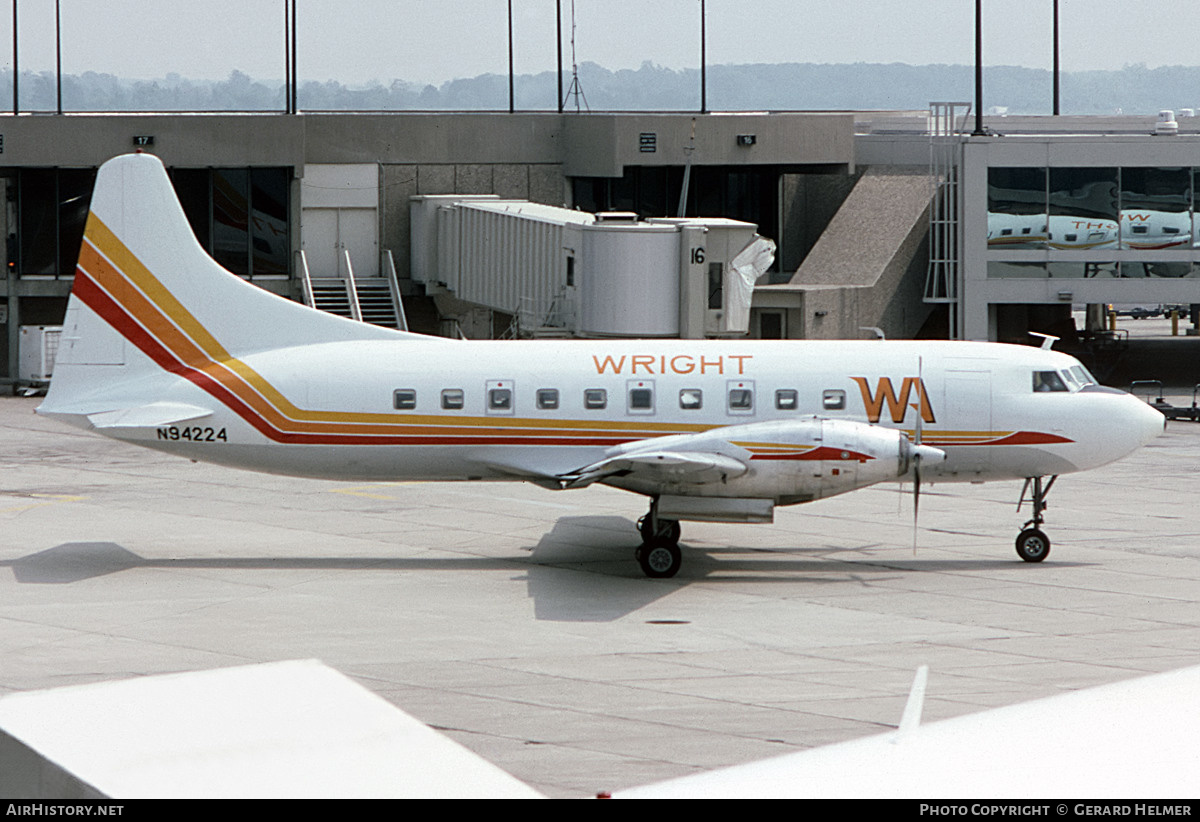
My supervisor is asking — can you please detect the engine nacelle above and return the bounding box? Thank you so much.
[600,417,944,509]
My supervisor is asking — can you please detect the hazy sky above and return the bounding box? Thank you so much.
[2,1,1197,86]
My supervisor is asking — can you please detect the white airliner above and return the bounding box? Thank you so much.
[38,154,1164,578]
[987,210,1193,251]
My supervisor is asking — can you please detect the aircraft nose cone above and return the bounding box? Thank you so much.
[1131,395,1167,446]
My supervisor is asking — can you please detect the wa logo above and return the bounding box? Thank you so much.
[850,377,936,424]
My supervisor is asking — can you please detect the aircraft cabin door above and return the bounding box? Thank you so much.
[942,364,993,478]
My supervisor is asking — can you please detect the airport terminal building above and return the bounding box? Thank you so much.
[2,108,1199,385]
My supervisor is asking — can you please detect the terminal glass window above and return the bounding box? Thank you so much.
[15,168,97,277]
[213,168,250,274]
[571,165,781,272]
[988,165,1200,278]
[1119,167,1191,249]
[1047,168,1119,251]
[988,168,1046,250]
[168,166,292,279]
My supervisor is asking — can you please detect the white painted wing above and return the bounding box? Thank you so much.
[0,660,543,799]
[615,665,1200,798]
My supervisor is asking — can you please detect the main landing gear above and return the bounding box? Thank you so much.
[1015,475,1057,562]
[635,498,682,578]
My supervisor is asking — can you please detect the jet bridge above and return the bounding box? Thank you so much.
[410,195,775,338]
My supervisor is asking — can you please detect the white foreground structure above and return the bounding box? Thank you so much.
[0,659,542,799]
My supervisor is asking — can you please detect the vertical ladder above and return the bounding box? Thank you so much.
[925,102,971,340]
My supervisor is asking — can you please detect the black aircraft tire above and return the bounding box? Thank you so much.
[1015,528,1051,563]
[638,542,682,578]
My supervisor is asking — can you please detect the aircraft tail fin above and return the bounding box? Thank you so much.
[40,152,415,423]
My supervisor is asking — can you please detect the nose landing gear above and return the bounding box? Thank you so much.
[1015,475,1056,562]
[635,498,682,578]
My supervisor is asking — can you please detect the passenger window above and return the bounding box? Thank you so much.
[441,389,464,410]
[679,389,703,410]
[727,381,754,414]
[1032,371,1068,392]
[822,389,846,410]
[627,381,655,414]
[536,389,559,410]
[393,389,417,410]
[775,389,798,411]
[489,388,513,410]
[584,388,607,410]
[485,380,515,414]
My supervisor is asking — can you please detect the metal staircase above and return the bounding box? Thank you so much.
[299,249,408,331]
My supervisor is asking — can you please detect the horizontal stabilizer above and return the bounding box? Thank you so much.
[87,402,213,430]
[561,450,747,489]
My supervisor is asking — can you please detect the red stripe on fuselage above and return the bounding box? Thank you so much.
[74,268,635,448]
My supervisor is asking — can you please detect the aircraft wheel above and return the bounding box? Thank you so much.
[638,542,682,579]
[1015,528,1051,563]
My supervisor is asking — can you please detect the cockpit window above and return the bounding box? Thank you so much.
[1069,365,1095,387]
[1033,371,1069,392]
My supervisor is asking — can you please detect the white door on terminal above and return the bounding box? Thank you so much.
[301,207,378,277]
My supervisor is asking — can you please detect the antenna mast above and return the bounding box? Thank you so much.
[561,0,589,112]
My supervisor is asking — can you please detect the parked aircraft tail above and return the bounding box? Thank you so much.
[40,152,413,425]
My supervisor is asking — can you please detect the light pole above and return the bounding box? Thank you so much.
[700,0,706,113]
[973,0,985,135]
[1052,0,1060,115]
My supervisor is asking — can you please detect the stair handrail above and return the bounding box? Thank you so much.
[341,248,363,322]
[298,249,315,307]
[384,249,409,332]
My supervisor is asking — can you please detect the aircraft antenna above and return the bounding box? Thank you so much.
[1029,331,1059,350]
[895,665,929,738]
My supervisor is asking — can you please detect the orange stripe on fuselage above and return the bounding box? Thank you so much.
[79,213,1075,450]
[81,216,706,440]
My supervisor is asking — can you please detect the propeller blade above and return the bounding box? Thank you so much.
[915,356,924,446]
[912,453,921,554]
[912,355,924,554]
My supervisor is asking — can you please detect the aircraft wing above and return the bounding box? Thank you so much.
[614,665,1200,798]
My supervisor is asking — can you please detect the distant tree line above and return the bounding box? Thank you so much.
[0,61,1197,115]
